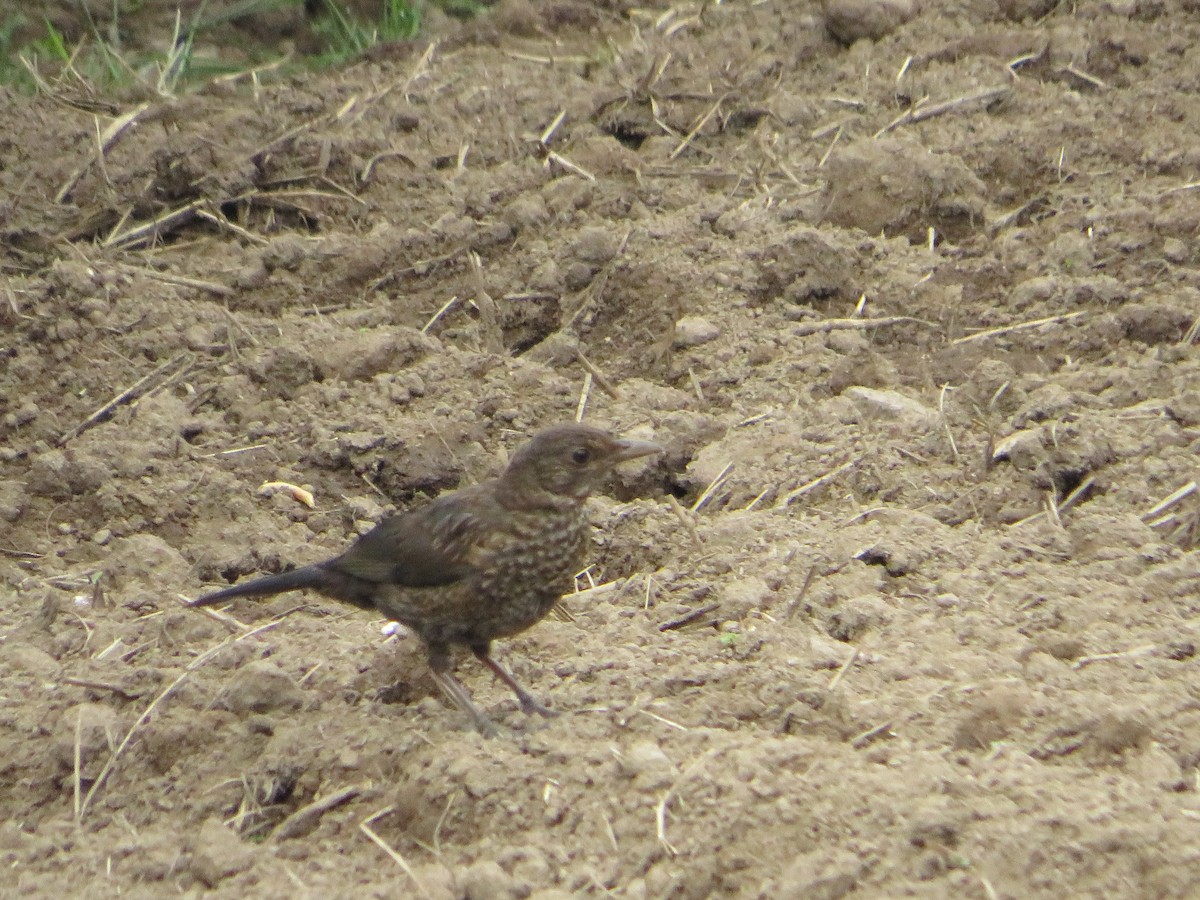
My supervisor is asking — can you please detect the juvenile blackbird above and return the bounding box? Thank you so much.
[189,424,662,735]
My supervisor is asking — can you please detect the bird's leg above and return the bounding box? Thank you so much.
[472,643,558,719]
[426,643,498,737]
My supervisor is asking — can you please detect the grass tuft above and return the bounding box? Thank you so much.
[310,0,422,65]
[1,1,480,94]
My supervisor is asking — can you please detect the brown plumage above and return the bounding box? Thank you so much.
[189,424,662,735]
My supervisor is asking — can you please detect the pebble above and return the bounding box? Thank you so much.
[991,426,1045,466]
[822,0,919,43]
[720,575,772,619]
[217,660,305,715]
[1163,237,1188,264]
[571,226,620,264]
[673,316,722,348]
[620,739,677,791]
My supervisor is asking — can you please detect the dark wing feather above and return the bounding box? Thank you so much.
[323,487,493,588]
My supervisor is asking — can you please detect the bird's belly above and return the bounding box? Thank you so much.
[473,530,585,637]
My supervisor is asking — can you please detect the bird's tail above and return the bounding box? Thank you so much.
[190,564,327,607]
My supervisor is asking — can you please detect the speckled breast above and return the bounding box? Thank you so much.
[475,504,590,638]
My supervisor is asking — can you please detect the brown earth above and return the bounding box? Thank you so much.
[3,0,1200,897]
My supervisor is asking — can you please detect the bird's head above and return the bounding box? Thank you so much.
[500,424,663,507]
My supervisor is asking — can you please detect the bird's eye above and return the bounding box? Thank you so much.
[571,447,591,464]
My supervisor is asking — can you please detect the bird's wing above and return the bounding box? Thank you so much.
[323,487,497,588]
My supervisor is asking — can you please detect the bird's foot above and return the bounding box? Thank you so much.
[517,693,559,719]
[472,647,559,721]
[431,667,501,737]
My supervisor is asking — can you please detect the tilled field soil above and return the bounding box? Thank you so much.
[3,0,1200,897]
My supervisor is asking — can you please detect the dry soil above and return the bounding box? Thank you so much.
[3,1,1200,898]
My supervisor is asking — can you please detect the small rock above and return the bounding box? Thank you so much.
[810,635,854,669]
[1163,237,1188,264]
[0,479,25,521]
[344,495,385,523]
[907,805,961,847]
[1049,230,1093,270]
[1168,389,1200,427]
[992,427,1046,466]
[825,596,890,642]
[822,135,985,238]
[619,739,677,791]
[844,386,939,430]
[1118,300,1195,345]
[719,576,772,619]
[822,0,919,43]
[571,226,620,264]
[26,448,110,500]
[1012,383,1076,426]
[105,534,193,595]
[1127,742,1183,788]
[504,195,549,230]
[673,316,722,348]
[318,328,435,383]
[563,261,595,290]
[2,402,38,427]
[217,659,305,715]
[826,329,869,354]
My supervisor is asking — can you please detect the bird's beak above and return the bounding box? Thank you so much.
[611,437,664,462]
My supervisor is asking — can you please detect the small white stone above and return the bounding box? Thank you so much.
[381,621,411,641]
[673,316,722,348]
[620,740,677,791]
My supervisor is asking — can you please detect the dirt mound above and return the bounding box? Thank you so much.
[3,0,1200,896]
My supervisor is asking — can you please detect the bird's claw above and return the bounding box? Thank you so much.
[520,697,559,718]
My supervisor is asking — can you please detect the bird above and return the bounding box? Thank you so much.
[189,424,663,736]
